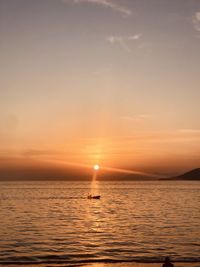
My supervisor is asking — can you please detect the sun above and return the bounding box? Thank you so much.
[93,164,100,171]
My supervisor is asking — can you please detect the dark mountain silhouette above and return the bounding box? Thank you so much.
[165,168,200,180]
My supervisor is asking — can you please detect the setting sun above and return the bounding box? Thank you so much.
[93,164,100,171]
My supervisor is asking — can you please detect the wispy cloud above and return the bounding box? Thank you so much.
[63,0,132,17]
[177,129,200,134]
[123,129,200,143]
[82,128,200,144]
[22,149,63,157]
[193,11,200,32]
[107,34,142,52]
[120,114,151,122]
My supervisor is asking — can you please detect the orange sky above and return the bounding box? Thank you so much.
[0,0,200,176]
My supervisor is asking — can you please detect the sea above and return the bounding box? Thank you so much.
[0,180,200,266]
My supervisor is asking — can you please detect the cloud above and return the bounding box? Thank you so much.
[127,34,141,41]
[123,129,200,143]
[82,129,200,144]
[107,34,142,52]
[193,11,200,32]
[22,149,63,157]
[120,114,151,122]
[107,34,141,44]
[63,0,132,17]
[177,129,200,134]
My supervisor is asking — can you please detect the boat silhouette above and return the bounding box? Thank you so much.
[87,194,101,199]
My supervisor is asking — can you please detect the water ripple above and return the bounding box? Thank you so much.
[0,181,200,265]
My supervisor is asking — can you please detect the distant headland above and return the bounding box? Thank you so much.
[164,168,200,181]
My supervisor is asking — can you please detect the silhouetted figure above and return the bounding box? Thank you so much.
[162,257,174,267]
[87,193,101,199]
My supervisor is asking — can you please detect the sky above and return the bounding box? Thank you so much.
[0,0,200,176]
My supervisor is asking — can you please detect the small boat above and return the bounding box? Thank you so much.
[87,194,101,199]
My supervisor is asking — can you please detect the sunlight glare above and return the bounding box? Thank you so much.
[93,164,100,171]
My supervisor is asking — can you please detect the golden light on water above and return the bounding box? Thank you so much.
[90,164,100,196]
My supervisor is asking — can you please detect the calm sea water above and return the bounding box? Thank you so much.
[0,180,200,265]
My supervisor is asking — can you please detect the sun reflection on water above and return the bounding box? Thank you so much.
[90,166,100,196]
